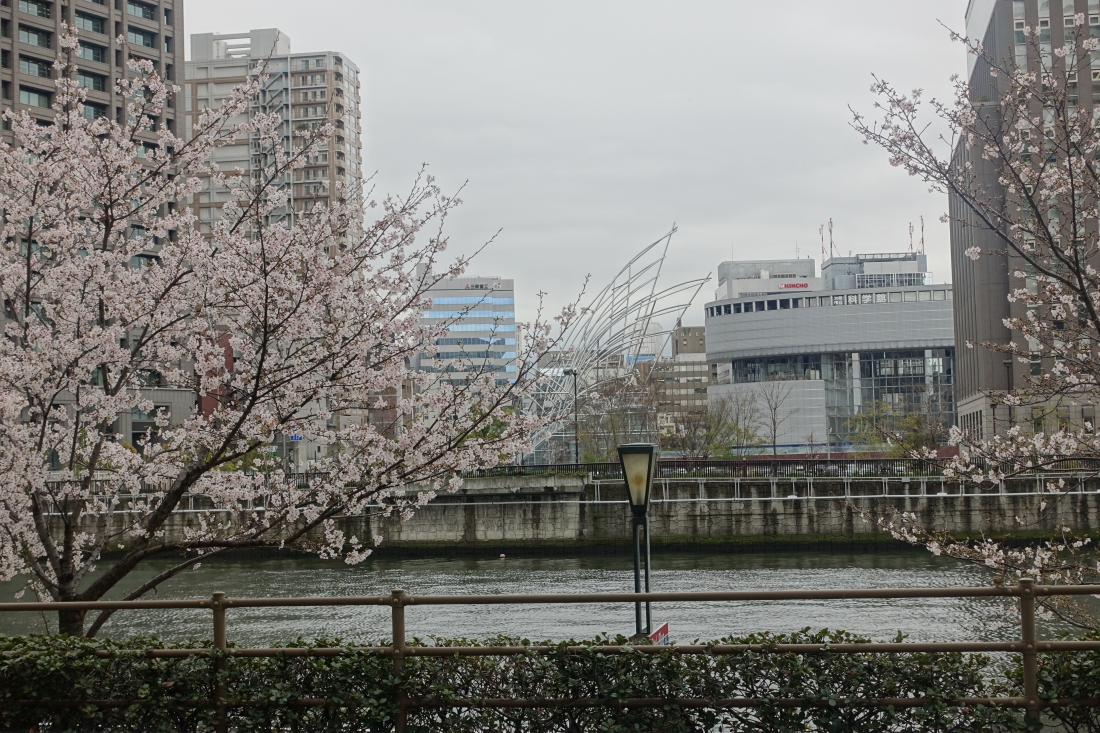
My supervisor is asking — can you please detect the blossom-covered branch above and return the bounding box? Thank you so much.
[0,31,576,636]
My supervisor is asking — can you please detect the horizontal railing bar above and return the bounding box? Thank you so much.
[0,600,213,612]
[399,588,1022,604]
[3,584,1097,613]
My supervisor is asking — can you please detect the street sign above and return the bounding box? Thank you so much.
[648,621,669,646]
[289,435,303,441]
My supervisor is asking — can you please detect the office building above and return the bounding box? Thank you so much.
[419,275,518,387]
[951,0,1099,439]
[1,0,187,457]
[645,324,711,432]
[1,0,184,138]
[705,254,955,454]
[185,29,362,236]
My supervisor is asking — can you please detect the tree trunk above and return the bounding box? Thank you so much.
[57,608,85,636]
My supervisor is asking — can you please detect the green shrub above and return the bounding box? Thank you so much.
[3,628,1092,732]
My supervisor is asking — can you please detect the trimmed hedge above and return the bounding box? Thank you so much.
[0,628,1088,732]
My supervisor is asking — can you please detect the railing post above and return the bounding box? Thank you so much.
[1019,578,1041,725]
[211,591,228,733]
[391,589,408,733]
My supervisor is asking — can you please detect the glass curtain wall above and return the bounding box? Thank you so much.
[728,349,956,448]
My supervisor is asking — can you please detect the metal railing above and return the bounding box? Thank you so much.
[3,581,1100,731]
[487,457,1100,479]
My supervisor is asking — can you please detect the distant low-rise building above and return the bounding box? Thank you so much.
[646,324,711,433]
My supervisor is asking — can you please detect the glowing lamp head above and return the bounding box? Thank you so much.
[617,443,657,514]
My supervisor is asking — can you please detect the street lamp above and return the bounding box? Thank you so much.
[563,368,579,465]
[618,442,657,637]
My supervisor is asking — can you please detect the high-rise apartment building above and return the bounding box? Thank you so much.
[418,275,518,387]
[951,0,1099,439]
[185,29,362,235]
[1,0,184,138]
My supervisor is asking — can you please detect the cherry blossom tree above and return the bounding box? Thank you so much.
[0,32,574,636]
[851,17,1100,626]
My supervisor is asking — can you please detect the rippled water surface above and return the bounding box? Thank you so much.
[0,550,1018,644]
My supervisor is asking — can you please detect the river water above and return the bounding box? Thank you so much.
[0,550,1029,646]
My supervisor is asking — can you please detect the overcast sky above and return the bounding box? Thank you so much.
[186,1,966,326]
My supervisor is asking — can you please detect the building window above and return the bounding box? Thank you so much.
[18,0,51,19]
[733,303,742,313]
[19,56,50,78]
[723,304,731,315]
[77,42,106,63]
[127,26,156,48]
[74,12,105,33]
[76,70,106,91]
[19,87,50,107]
[18,26,51,48]
[81,101,106,118]
[126,0,154,19]
[1084,406,1096,432]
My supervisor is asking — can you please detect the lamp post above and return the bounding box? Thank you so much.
[563,368,579,465]
[618,442,657,637]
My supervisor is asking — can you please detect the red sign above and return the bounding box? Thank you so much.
[648,621,670,645]
[779,282,809,289]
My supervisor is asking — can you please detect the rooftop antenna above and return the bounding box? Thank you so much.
[795,239,800,259]
[819,225,826,261]
[909,222,914,251]
[920,215,925,254]
[828,218,836,258]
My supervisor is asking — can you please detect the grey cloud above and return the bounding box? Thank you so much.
[187,0,967,325]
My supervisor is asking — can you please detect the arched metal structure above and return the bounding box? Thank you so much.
[524,226,711,462]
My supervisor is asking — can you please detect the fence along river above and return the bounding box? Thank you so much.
[47,459,1100,553]
[0,550,1045,644]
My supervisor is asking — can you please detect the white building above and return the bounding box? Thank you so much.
[705,253,954,454]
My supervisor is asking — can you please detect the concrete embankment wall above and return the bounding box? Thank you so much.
[79,474,1100,556]
[364,474,1100,556]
